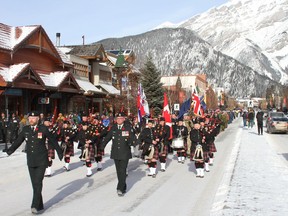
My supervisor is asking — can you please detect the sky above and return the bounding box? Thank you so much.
[1,0,229,46]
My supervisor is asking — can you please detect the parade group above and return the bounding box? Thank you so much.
[1,108,239,213]
[1,108,236,178]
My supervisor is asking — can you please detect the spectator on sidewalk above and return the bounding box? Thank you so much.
[242,110,248,127]
[256,110,264,135]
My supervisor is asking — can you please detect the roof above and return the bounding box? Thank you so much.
[0,23,39,50]
[64,44,102,57]
[98,83,120,95]
[55,47,73,65]
[0,63,30,82]
[75,78,103,94]
[38,71,69,87]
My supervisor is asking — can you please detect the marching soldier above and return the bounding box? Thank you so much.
[60,120,77,171]
[154,117,170,172]
[75,121,96,177]
[101,112,136,196]
[91,117,105,171]
[43,117,56,177]
[190,120,208,178]
[183,113,193,158]
[3,111,63,214]
[172,118,188,163]
[138,119,158,177]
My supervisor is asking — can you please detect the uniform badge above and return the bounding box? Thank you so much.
[122,131,129,136]
[37,132,43,139]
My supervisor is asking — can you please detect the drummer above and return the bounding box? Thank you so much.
[172,117,188,163]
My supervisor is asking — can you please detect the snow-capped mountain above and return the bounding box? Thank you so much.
[97,28,281,98]
[176,0,288,84]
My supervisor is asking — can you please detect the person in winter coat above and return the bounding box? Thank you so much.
[256,110,264,135]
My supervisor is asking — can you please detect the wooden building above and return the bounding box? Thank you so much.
[0,23,83,116]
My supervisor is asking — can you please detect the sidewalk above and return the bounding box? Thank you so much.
[221,125,288,215]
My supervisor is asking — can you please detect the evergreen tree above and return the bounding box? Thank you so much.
[141,55,164,117]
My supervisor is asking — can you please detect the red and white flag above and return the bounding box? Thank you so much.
[162,92,173,140]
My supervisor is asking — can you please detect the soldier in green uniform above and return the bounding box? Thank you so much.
[4,111,63,214]
[101,112,136,196]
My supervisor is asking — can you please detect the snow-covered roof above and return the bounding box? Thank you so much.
[0,23,38,50]
[38,72,69,87]
[107,55,117,65]
[75,78,102,94]
[0,63,30,82]
[55,47,73,65]
[98,83,120,95]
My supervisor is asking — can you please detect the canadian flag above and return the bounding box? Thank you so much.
[162,92,173,140]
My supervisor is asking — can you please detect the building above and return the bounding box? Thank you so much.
[0,23,83,116]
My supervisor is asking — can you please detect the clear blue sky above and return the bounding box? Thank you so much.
[1,0,228,46]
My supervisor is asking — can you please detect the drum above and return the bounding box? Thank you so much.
[171,138,184,149]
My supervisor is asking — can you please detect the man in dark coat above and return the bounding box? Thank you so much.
[101,112,136,196]
[256,110,264,135]
[4,111,63,214]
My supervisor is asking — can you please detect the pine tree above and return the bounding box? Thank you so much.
[141,55,164,117]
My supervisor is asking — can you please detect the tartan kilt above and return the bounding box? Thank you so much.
[65,142,75,156]
[87,144,95,161]
[158,144,168,156]
[209,142,217,153]
[47,148,55,159]
[152,145,159,160]
[96,142,105,156]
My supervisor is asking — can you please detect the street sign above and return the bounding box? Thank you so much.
[248,100,253,107]
[174,103,180,111]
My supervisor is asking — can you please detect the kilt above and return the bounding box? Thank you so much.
[96,142,104,156]
[208,142,217,152]
[62,142,74,156]
[88,144,95,161]
[158,143,168,156]
[142,143,159,160]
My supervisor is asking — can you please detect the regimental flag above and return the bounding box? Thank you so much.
[178,98,192,119]
[137,84,150,122]
[192,85,201,116]
[162,92,173,140]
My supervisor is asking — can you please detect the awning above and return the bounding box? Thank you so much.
[98,83,120,95]
[76,79,103,94]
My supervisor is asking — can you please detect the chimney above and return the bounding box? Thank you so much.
[82,35,85,45]
[56,33,61,46]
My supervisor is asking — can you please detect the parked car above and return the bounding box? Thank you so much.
[267,115,288,134]
[265,111,285,127]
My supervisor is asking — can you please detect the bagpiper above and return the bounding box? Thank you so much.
[60,120,77,171]
[75,121,96,177]
[138,119,158,177]
[154,117,170,172]
[91,117,105,171]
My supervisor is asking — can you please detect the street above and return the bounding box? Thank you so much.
[0,118,288,216]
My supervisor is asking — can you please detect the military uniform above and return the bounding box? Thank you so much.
[101,112,136,196]
[5,111,63,214]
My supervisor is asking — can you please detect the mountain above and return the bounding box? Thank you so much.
[176,0,288,85]
[97,28,281,98]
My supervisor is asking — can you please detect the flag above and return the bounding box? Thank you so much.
[178,98,191,119]
[192,85,201,116]
[162,92,173,140]
[200,95,207,111]
[137,84,149,122]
